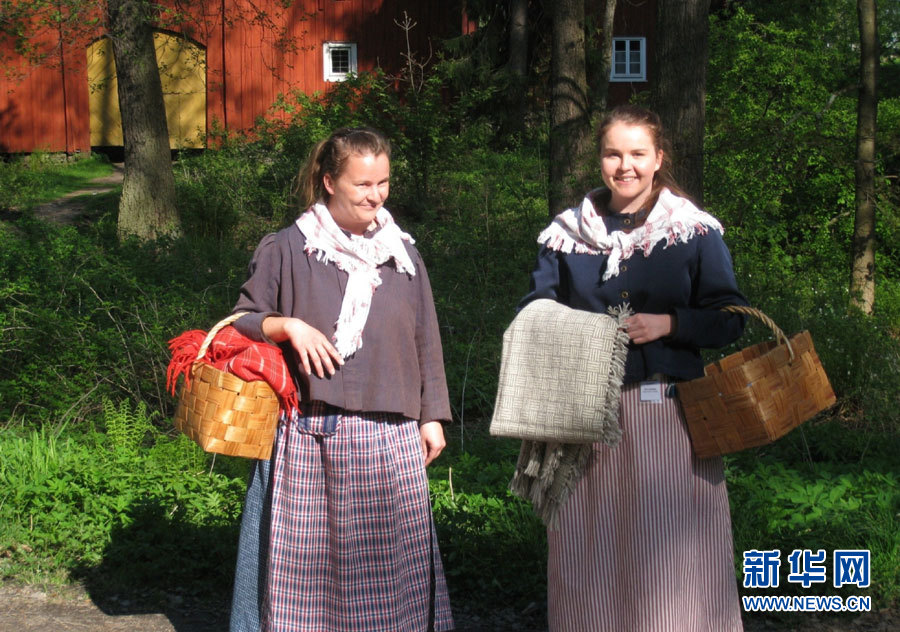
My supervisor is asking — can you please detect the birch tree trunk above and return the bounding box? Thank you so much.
[850,0,878,314]
[107,0,181,240]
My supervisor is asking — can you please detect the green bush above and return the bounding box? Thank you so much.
[405,126,550,421]
[0,417,246,602]
[727,428,900,606]
[429,436,547,610]
[0,217,249,426]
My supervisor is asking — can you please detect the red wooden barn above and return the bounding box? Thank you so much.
[0,0,654,155]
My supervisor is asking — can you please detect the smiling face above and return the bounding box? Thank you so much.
[323,151,390,234]
[600,122,663,214]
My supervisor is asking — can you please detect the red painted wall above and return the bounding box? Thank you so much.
[1,0,464,153]
[0,29,90,154]
[0,0,655,154]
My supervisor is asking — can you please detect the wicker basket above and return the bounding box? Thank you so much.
[173,313,280,460]
[677,306,836,458]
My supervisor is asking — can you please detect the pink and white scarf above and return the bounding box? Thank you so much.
[295,203,415,359]
[538,187,724,280]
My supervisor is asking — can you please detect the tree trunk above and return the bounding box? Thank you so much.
[589,0,616,123]
[652,0,710,203]
[549,0,592,215]
[506,0,529,135]
[107,0,180,240]
[850,0,878,314]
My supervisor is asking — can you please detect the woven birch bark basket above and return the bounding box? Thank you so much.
[173,313,280,460]
[677,306,836,458]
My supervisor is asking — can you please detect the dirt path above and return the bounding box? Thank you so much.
[31,162,124,224]
[0,583,226,632]
[2,579,896,632]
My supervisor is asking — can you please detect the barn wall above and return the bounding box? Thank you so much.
[0,30,90,153]
[1,0,655,154]
[1,0,463,153]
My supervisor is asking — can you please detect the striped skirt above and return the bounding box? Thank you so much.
[547,381,743,632]
[230,403,453,632]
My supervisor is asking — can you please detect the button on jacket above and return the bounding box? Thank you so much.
[521,209,748,383]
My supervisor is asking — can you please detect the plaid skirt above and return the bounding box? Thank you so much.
[547,380,743,632]
[230,403,453,632]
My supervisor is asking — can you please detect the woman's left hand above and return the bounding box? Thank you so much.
[419,421,446,466]
[624,313,674,345]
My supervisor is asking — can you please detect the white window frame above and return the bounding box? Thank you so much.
[323,42,358,82]
[609,37,646,82]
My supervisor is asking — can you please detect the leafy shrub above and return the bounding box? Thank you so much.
[415,133,550,422]
[0,424,246,602]
[429,435,547,611]
[727,437,900,606]
[0,217,249,426]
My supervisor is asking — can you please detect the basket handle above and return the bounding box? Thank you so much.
[721,305,795,362]
[196,312,249,362]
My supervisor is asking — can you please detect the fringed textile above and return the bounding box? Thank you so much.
[166,326,299,416]
[295,203,415,359]
[538,187,724,280]
[507,304,632,528]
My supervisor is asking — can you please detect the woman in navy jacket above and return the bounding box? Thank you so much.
[521,105,747,631]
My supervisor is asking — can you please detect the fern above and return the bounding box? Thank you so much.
[102,398,158,455]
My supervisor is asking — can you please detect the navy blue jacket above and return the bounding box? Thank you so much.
[521,209,748,383]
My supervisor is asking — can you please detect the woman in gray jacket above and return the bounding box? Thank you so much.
[228,127,453,632]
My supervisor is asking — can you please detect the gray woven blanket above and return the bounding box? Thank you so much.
[490,298,631,527]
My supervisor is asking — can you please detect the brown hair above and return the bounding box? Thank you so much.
[294,127,392,210]
[596,105,692,208]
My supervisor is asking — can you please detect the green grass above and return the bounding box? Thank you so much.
[0,417,246,605]
[0,153,114,212]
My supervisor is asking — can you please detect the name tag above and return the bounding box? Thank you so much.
[640,380,662,403]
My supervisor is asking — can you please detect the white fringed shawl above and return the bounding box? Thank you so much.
[538,187,724,279]
[295,203,415,359]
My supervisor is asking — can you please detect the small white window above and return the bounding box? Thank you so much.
[609,37,646,82]
[323,42,357,82]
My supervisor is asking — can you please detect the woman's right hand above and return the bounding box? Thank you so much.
[263,316,344,378]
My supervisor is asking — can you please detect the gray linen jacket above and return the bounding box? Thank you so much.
[232,225,452,423]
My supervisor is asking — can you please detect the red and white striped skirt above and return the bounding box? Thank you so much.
[547,381,743,632]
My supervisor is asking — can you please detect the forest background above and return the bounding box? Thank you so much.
[1,0,899,628]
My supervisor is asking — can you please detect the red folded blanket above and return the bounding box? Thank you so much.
[166,325,300,416]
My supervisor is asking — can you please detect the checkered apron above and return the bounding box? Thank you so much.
[230,402,453,632]
[547,380,743,632]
